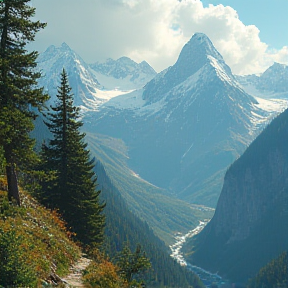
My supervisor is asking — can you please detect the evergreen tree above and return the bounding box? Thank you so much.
[115,243,151,287]
[0,0,47,205]
[40,69,105,247]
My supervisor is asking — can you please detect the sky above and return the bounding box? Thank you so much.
[29,0,288,75]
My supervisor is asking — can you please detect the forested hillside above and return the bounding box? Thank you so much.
[96,161,204,288]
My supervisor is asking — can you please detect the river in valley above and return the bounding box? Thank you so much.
[170,215,229,287]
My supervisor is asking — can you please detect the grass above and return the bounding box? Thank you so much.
[0,177,81,287]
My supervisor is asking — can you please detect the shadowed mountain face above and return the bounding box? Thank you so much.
[185,108,288,284]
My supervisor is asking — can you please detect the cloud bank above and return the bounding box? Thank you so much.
[31,0,288,75]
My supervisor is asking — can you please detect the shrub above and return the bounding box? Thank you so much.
[83,250,127,288]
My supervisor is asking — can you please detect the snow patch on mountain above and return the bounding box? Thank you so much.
[208,55,237,87]
[254,97,287,113]
[103,89,145,110]
[247,97,288,136]
[90,57,156,90]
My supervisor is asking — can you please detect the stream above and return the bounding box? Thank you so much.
[170,218,229,287]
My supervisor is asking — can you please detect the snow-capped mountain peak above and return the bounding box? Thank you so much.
[260,62,288,91]
[142,32,235,104]
[60,42,72,50]
[178,32,224,65]
[37,43,157,111]
[37,43,102,108]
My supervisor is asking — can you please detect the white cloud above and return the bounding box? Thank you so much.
[31,0,288,75]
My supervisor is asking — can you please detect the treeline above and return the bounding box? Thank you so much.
[96,161,204,288]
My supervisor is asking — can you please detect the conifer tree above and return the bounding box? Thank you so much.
[0,0,47,205]
[115,243,151,287]
[41,69,105,247]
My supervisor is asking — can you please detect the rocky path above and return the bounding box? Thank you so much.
[61,256,91,287]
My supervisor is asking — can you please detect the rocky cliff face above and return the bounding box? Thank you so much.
[213,148,288,243]
[186,108,288,283]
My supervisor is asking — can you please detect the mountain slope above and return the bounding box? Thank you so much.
[184,108,288,284]
[37,43,100,109]
[0,178,80,287]
[248,251,288,288]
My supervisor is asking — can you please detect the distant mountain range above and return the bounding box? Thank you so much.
[36,33,288,241]
[236,62,288,98]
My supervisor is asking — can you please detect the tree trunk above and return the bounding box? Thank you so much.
[6,163,20,206]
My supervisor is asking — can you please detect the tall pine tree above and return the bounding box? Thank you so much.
[0,0,47,205]
[40,69,105,247]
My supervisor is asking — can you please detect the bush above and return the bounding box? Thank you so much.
[83,250,127,288]
[0,229,38,287]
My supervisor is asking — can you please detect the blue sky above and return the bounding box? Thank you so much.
[30,0,288,75]
[201,0,288,49]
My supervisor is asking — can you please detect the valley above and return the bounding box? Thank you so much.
[34,32,288,287]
